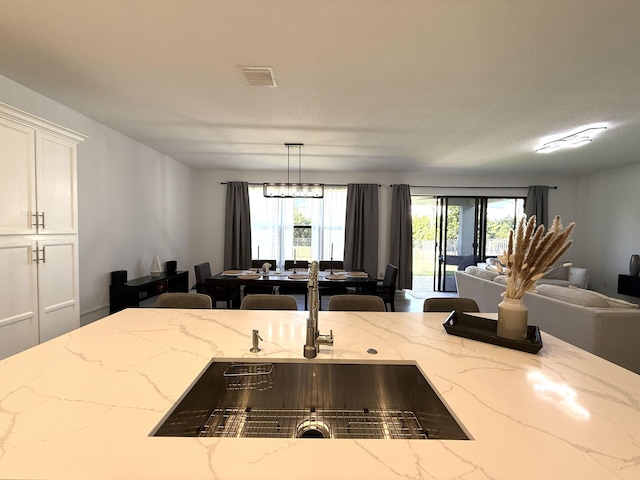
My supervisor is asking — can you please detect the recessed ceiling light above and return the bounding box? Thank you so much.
[535,124,608,154]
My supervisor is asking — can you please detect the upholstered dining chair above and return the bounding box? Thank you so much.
[239,294,298,310]
[422,297,480,313]
[245,259,277,295]
[155,292,212,309]
[328,294,385,312]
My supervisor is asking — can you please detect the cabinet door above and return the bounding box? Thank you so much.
[37,237,80,342]
[0,237,39,360]
[35,132,78,234]
[0,117,37,235]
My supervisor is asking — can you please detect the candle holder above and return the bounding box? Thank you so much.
[293,259,297,274]
[330,256,333,274]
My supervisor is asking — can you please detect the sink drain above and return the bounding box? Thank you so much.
[296,418,332,439]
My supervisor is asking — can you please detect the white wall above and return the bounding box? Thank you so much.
[0,74,194,324]
[577,162,640,298]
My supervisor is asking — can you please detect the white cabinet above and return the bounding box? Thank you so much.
[0,103,85,360]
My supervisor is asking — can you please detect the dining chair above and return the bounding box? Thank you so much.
[245,259,277,295]
[423,297,480,313]
[251,259,278,271]
[279,260,310,308]
[319,260,344,271]
[317,260,349,304]
[283,259,309,271]
[373,264,398,312]
[239,294,298,310]
[328,294,385,312]
[155,292,212,309]
[195,262,240,308]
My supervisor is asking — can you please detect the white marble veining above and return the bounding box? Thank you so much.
[1,308,640,479]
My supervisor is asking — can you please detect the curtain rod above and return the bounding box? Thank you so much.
[220,182,382,187]
[391,185,558,189]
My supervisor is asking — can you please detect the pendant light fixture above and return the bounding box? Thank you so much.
[263,143,324,198]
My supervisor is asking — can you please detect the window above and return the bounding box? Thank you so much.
[249,185,347,268]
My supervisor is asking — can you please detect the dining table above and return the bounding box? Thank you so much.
[205,268,376,308]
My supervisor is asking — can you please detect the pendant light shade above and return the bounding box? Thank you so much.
[263,143,324,198]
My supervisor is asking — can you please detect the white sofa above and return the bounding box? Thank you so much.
[455,269,640,374]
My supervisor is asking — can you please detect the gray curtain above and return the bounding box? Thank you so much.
[224,182,252,269]
[390,184,412,290]
[344,184,378,277]
[525,185,549,228]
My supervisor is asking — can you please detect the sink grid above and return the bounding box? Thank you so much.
[198,407,430,439]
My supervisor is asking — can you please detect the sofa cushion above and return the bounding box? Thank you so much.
[464,266,500,281]
[534,284,609,307]
[493,275,508,285]
[568,286,639,309]
[542,263,569,280]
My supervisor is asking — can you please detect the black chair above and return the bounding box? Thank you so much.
[283,259,309,271]
[318,260,350,305]
[251,259,278,271]
[319,260,344,271]
[194,262,240,308]
[280,260,310,308]
[374,264,398,312]
[245,259,277,295]
[423,297,479,313]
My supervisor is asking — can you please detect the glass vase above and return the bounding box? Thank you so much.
[150,255,163,277]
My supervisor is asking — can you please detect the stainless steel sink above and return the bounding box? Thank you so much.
[152,360,469,440]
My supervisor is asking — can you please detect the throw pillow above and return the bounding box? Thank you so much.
[534,284,609,307]
[542,263,569,280]
[493,275,508,285]
[567,286,639,309]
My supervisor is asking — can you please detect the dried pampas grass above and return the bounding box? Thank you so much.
[490,215,575,299]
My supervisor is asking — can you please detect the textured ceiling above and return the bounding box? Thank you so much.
[1,0,639,175]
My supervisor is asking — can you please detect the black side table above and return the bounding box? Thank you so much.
[618,274,640,298]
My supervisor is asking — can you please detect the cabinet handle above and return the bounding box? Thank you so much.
[30,212,46,229]
[32,248,40,264]
[40,246,46,264]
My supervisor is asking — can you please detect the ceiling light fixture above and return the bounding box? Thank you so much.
[535,125,608,154]
[263,144,324,198]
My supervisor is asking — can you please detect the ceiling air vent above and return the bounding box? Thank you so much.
[240,66,277,87]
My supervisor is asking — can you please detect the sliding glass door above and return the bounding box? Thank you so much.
[435,197,481,291]
[411,195,524,293]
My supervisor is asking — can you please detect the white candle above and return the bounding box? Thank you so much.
[294,249,296,261]
[257,246,260,260]
[331,243,334,259]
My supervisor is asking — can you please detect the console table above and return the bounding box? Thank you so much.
[617,274,640,298]
[109,271,189,313]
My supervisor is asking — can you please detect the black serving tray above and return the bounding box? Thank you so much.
[443,311,543,354]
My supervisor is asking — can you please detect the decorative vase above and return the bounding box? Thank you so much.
[630,254,640,277]
[150,256,163,277]
[497,297,528,341]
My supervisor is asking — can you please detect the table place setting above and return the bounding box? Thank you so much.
[346,271,368,278]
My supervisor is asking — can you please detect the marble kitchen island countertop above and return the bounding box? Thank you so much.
[1,308,640,479]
